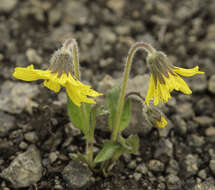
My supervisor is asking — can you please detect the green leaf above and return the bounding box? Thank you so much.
[119,98,131,132]
[106,85,131,132]
[119,135,139,154]
[111,135,140,163]
[126,135,139,154]
[89,105,99,140]
[106,85,120,131]
[94,141,120,163]
[67,97,91,136]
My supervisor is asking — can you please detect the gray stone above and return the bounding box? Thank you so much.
[19,141,28,150]
[24,132,38,143]
[0,145,43,188]
[177,103,194,120]
[26,48,42,64]
[128,160,137,169]
[115,25,130,35]
[154,138,173,159]
[106,0,124,13]
[53,92,67,107]
[194,177,215,190]
[65,122,81,136]
[181,154,198,177]
[193,116,214,127]
[209,160,215,175]
[62,160,92,189]
[148,160,164,173]
[99,58,114,68]
[198,169,207,180]
[48,7,62,25]
[0,112,16,137]
[136,163,148,174]
[166,174,181,190]
[49,152,58,164]
[0,53,4,61]
[195,96,214,116]
[198,59,215,77]
[188,134,205,147]
[123,154,131,163]
[171,115,187,136]
[0,0,17,12]
[133,173,142,181]
[208,75,215,94]
[209,149,215,160]
[166,159,179,175]
[205,127,215,136]
[63,1,89,25]
[99,27,117,44]
[43,130,63,151]
[0,82,39,114]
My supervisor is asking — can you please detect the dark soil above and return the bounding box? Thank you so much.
[0,0,215,190]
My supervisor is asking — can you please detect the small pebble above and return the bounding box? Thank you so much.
[166,174,181,190]
[136,163,148,174]
[205,127,215,136]
[19,141,28,150]
[123,154,131,163]
[208,75,215,94]
[49,152,58,163]
[0,53,4,61]
[148,160,164,172]
[133,172,142,181]
[128,160,137,169]
[209,160,215,175]
[24,132,38,143]
[198,169,207,179]
[26,48,42,64]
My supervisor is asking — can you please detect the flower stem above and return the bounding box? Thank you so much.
[111,42,155,142]
[66,39,94,166]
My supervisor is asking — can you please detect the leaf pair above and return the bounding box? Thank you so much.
[94,135,139,164]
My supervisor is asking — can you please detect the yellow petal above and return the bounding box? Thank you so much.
[160,83,171,102]
[175,75,192,94]
[65,83,98,107]
[145,75,155,105]
[13,65,50,81]
[80,86,103,97]
[44,80,61,93]
[156,116,167,128]
[173,66,204,77]
[154,81,160,106]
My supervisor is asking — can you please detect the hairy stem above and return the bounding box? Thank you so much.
[111,42,155,142]
[65,39,94,166]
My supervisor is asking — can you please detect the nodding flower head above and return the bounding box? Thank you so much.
[13,39,103,106]
[143,105,167,128]
[49,46,74,76]
[145,50,204,106]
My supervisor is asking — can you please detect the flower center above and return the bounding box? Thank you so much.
[49,48,73,77]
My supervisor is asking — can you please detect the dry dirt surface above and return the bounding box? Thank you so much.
[0,0,215,190]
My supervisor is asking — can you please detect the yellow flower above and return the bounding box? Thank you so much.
[145,51,204,105]
[143,105,168,128]
[156,116,167,128]
[13,44,102,107]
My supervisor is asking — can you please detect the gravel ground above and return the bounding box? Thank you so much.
[0,0,215,189]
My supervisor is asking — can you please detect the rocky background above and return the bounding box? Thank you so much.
[0,0,215,189]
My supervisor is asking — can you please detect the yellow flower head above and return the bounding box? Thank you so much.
[145,51,204,106]
[13,40,102,106]
[143,105,167,128]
